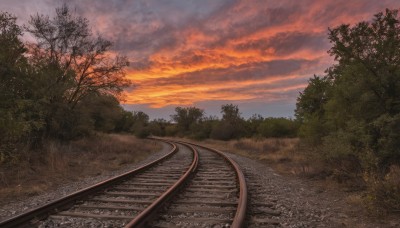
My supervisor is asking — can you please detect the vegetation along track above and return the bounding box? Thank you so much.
[0,139,247,227]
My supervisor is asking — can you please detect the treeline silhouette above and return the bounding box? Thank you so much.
[128,104,298,140]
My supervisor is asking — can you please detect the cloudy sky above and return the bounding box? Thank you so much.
[1,0,399,119]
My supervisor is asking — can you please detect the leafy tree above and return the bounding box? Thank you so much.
[85,94,124,133]
[115,110,135,132]
[130,111,150,138]
[131,111,149,127]
[221,104,241,123]
[326,9,400,170]
[219,104,245,139]
[148,118,169,136]
[190,115,219,140]
[0,12,45,162]
[171,106,204,133]
[295,75,331,122]
[0,12,28,119]
[295,75,332,143]
[327,9,400,119]
[297,9,400,186]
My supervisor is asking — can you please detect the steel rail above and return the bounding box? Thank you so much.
[125,140,199,228]
[166,138,248,228]
[0,140,178,228]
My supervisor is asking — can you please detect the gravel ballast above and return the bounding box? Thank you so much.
[225,152,399,228]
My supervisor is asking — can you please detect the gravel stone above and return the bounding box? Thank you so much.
[225,152,398,228]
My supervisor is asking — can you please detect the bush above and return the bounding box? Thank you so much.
[365,165,400,213]
[165,125,178,136]
[368,114,400,174]
[134,127,150,139]
[210,121,234,140]
[258,118,298,138]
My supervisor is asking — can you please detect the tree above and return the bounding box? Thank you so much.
[326,9,400,169]
[171,106,204,133]
[130,111,150,138]
[0,12,28,127]
[0,6,134,164]
[221,104,241,124]
[296,9,400,181]
[148,118,169,136]
[325,9,400,126]
[0,11,29,125]
[219,104,245,139]
[0,12,46,162]
[26,4,130,110]
[295,75,332,143]
[115,110,135,132]
[190,115,219,140]
[23,5,131,139]
[132,111,149,126]
[295,75,331,122]
[86,94,124,132]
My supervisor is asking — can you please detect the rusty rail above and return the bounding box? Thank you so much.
[0,140,178,228]
[170,139,248,228]
[125,141,199,227]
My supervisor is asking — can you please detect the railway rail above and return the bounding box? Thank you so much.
[0,139,247,228]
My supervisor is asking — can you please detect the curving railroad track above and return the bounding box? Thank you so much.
[0,139,247,228]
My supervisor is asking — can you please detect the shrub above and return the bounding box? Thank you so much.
[365,165,400,213]
[210,121,234,140]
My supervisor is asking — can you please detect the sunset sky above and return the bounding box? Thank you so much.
[1,0,399,119]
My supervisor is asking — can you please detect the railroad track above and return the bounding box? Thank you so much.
[0,139,247,228]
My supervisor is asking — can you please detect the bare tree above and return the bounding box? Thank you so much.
[26,4,130,109]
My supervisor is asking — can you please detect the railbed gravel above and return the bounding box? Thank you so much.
[0,140,172,222]
[226,152,346,228]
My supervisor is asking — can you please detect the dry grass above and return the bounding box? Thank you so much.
[181,137,315,176]
[182,137,339,180]
[0,134,160,204]
[366,165,400,213]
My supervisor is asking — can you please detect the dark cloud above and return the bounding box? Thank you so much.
[204,4,302,47]
[235,32,329,55]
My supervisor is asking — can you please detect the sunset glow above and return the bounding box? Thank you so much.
[2,0,399,118]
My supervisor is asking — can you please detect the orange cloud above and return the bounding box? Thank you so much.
[75,0,399,113]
